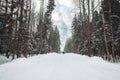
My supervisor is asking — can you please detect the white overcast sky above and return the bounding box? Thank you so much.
[52,0,76,51]
[33,0,76,51]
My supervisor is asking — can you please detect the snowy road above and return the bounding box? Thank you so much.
[0,53,120,80]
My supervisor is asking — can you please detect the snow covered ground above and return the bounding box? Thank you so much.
[0,53,120,80]
[0,55,12,65]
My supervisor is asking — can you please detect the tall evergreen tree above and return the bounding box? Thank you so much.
[91,10,105,56]
[53,26,61,52]
[64,38,73,53]
[48,26,61,52]
[71,14,79,53]
[42,0,56,53]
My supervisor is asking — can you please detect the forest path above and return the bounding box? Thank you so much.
[0,53,120,80]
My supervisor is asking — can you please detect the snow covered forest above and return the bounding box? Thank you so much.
[0,0,120,80]
[0,0,120,62]
[0,0,61,59]
[64,0,120,62]
[0,0,120,61]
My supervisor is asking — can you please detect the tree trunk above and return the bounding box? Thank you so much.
[109,1,115,62]
[101,0,110,60]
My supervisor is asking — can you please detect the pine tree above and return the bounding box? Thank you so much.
[53,26,61,52]
[64,38,73,53]
[42,0,56,53]
[91,10,105,56]
[71,14,78,53]
[36,0,45,54]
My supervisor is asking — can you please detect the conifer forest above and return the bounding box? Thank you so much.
[0,0,120,80]
[0,0,120,62]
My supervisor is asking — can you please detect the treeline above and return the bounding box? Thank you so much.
[0,0,61,59]
[36,0,61,54]
[64,0,120,62]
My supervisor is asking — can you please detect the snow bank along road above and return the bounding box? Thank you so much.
[0,53,120,80]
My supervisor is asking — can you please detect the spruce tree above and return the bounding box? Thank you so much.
[42,0,56,53]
